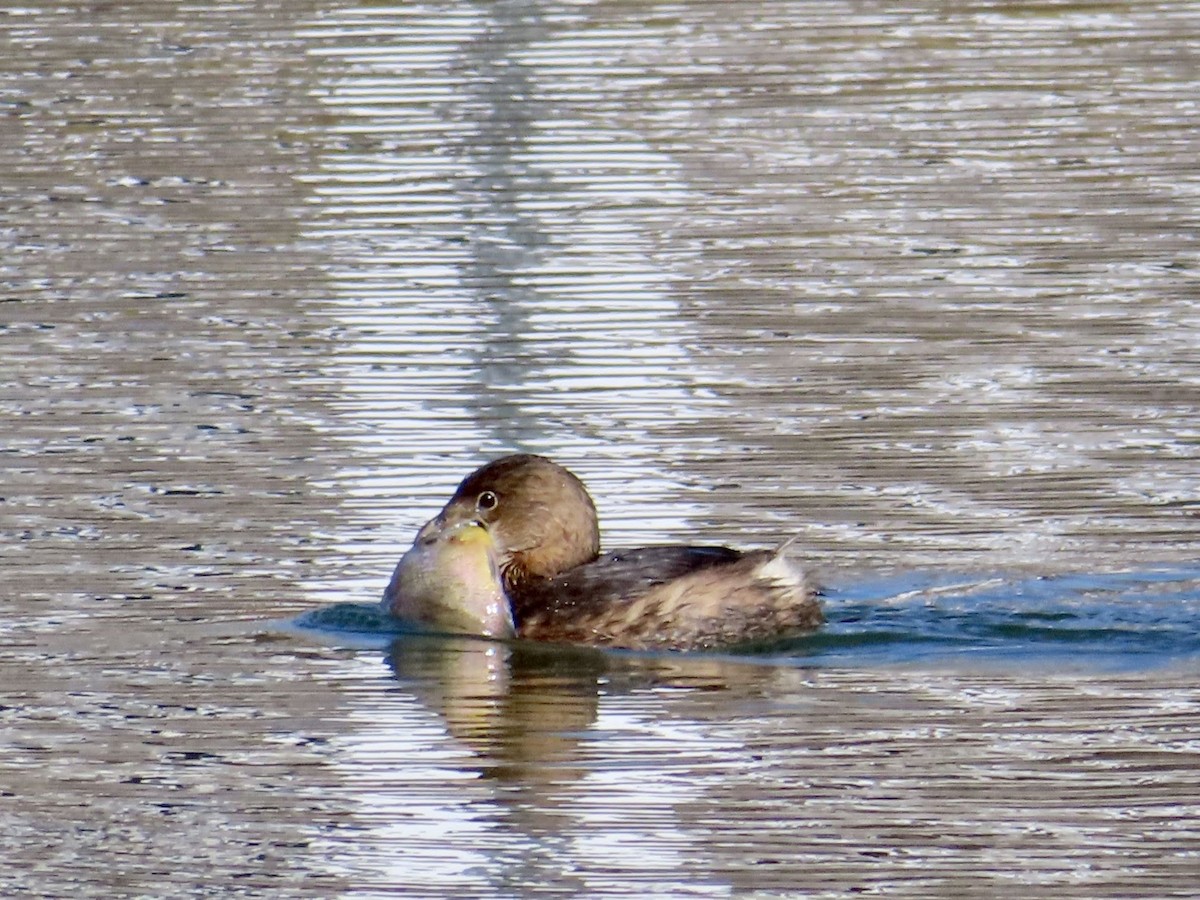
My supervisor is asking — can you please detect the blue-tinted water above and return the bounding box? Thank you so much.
[788,567,1200,672]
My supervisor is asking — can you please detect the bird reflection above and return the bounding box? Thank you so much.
[382,633,767,782]
[384,634,606,783]
[378,631,800,896]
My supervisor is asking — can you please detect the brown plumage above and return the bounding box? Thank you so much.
[401,454,823,651]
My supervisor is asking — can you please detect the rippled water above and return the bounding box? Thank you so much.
[3,0,1199,896]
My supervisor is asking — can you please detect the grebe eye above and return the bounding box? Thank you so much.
[476,490,498,511]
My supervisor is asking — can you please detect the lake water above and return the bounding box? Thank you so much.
[3,0,1199,896]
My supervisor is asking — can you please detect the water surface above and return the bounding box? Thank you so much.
[2,0,1199,896]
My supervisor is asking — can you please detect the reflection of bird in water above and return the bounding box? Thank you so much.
[384,635,605,783]
[382,633,787,780]
[381,630,801,898]
[384,454,822,650]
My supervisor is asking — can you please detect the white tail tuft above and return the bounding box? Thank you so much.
[754,538,808,589]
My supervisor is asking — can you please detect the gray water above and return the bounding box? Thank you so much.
[3,0,1199,896]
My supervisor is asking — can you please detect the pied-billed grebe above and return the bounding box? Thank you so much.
[382,454,822,650]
